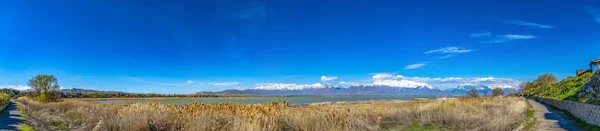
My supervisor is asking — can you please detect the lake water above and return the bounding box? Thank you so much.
[92,95,444,105]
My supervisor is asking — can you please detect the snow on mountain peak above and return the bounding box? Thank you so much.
[253,83,338,90]
[372,79,433,88]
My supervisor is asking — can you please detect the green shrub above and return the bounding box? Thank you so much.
[0,92,9,105]
[36,92,50,103]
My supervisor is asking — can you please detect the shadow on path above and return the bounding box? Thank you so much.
[528,99,581,131]
[538,101,581,131]
[0,102,25,131]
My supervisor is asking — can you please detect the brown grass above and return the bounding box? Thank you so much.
[16,97,528,131]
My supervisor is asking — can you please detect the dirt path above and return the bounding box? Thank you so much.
[0,102,25,131]
[527,99,581,131]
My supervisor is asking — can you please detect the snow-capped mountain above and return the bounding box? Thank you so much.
[448,84,492,93]
[252,83,340,90]
[196,84,449,96]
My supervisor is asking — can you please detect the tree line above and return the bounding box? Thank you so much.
[465,86,516,98]
[22,74,222,103]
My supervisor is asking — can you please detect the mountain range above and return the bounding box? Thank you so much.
[195,84,515,96]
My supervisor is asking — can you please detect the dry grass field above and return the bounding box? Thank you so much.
[16,97,529,131]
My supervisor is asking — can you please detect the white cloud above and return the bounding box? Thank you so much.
[186,80,195,84]
[429,76,521,89]
[404,62,427,70]
[372,79,432,88]
[582,6,600,24]
[469,32,491,37]
[432,77,464,82]
[209,82,240,86]
[0,85,30,90]
[367,73,520,90]
[253,83,335,90]
[424,47,472,54]
[486,34,536,43]
[368,74,432,88]
[372,73,395,79]
[339,81,359,85]
[320,76,339,82]
[505,20,554,29]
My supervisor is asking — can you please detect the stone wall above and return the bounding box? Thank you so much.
[578,71,600,100]
[534,97,600,126]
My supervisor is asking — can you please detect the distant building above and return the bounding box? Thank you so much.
[591,58,600,71]
[577,69,590,76]
[1,88,20,96]
[577,58,600,76]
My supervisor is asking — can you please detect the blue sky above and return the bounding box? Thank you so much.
[1,0,600,93]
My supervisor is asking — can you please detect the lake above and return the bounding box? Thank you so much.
[92,95,445,105]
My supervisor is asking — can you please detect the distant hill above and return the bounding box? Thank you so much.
[60,88,126,94]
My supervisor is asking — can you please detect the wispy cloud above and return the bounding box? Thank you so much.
[469,32,491,37]
[404,62,427,70]
[502,34,536,39]
[227,2,267,19]
[424,47,472,54]
[320,76,339,82]
[582,6,600,24]
[125,77,185,86]
[424,47,472,58]
[486,34,536,43]
[209,82,240,86]
[437,54,454,59]
[504,20,554,29]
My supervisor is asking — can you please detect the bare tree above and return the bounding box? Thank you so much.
[466,88,480,98]
[533,73,557,87]
[492,87,505,97]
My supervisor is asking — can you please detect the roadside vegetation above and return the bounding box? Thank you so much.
[0,92,9,106]
[519,72,600,129]
[16,96,528,131]
[524,100,536,131]
[519,72,599,104]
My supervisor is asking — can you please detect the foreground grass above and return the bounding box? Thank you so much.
[16,97,528,131]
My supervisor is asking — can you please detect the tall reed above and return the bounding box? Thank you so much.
[16,97,528,131]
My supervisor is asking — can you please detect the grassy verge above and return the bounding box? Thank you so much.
[21,124,35,131]
[524,100,536,130]
[544,103,600,130]
[17,104,38,131]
